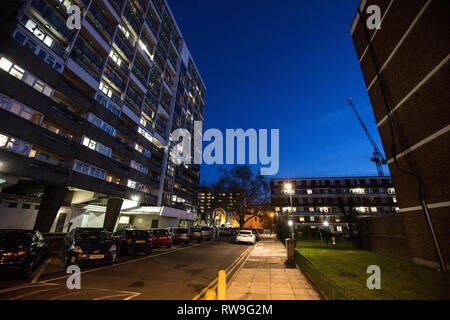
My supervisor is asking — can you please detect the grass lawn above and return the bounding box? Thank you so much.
[296,239,450,300]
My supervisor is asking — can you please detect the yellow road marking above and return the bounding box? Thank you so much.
[192,244,255,300]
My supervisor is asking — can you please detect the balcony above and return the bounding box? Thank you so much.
[152,0,164,16]
[123,9,142,35]
[114,35,133,61]
[31,0,74,40]
[73,39,104,71]
[126,88,143,108]
[145,14,159,38]
[88,5,115,39]
[104,67,125,91]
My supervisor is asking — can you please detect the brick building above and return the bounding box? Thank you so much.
[351,0,449,269]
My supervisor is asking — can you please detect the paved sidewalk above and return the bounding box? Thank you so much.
[227,234,320,300]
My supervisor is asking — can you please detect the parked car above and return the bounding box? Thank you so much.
[113,229,152,256]
[190,227,203,242]
[148,229,173,248]
[201,226,212,241]
[251,230,260,241]
[59,228,117,268]
[171,227,191,244]
[0,229,48,278]
[236,230,256,245]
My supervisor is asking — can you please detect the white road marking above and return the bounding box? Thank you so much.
[31,257,53,284]
[9,288,59,300]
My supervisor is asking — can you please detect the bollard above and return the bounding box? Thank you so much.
[217,270,227,300]
[332,237,336,245]
[285,238,295,267]
[205,289,216,300]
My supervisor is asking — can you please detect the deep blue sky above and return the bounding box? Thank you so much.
[167,0,388,184]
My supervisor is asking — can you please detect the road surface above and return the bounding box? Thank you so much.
[0,237,252,300]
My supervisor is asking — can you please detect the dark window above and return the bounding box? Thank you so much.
[8,202,18,208]
[22,204,31,209]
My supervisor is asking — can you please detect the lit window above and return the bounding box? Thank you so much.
[299,217,305,222]
[336,226,343,232]
[371,207,377,212]
[0,57,13,71]
[307,189,313,194]
[309,207,314,212]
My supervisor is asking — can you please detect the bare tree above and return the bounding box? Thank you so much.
[337,194,361,247]
[211,166,270,229]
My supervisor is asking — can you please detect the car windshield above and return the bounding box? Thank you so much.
[152,229,168,235]
[239,231,252,235]
[126,230,147,238]
[175,229,189,234]
[201,227,211,231]
[75,230,110,242]
[0,230,34,243]
[192,227,201,232]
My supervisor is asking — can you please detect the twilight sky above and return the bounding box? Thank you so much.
[167,0,388,183]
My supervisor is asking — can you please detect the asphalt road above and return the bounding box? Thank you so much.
[0,237,252,300]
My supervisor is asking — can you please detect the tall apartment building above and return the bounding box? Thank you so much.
[198,186,240,226]
[271,176,398,233]
[351,0,449,269]
[0,0,206,232]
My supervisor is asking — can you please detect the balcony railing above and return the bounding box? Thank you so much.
[89,5,115,37]
[70,51,100,80]
[73,39,104,70]
[105,67,125,91]
[152,0,164,15]
[31,0,74,40]
[114,36,133,60]
[123,10,142,35]
[126,88,143,107]
[133,59,149,80]
[145,14,158,36]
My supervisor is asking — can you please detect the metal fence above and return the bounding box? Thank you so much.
[295,249,355,300]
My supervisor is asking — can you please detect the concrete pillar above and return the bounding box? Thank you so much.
[34,186,68,232]
[103,198,123,232]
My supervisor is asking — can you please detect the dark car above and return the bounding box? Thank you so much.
[59,228,117,268]
[171,228,191,244]
[148,229,173,248]
[201,226,212,241]
[190,227,203,242]
[0,229,48,278]
[113,229,152,256]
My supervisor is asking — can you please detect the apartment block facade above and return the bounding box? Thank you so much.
[0,0,205,232]
[271,176,398,233]
[351,0,449,269]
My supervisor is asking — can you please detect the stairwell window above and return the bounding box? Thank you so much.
[0,94,43,124]
[0,55,54,97]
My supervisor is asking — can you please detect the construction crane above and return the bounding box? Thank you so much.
[348,97,387,176]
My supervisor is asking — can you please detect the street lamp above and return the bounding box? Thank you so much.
[283,182,295,239]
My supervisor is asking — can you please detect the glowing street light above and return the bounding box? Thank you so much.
[288,220,293,227]
[323,221,329,227]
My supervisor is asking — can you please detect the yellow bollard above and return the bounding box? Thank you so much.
[205,289,216,300]
[332,237,336,245]
[217,270,227,300]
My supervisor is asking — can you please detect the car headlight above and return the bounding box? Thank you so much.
[71,246,83,254]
